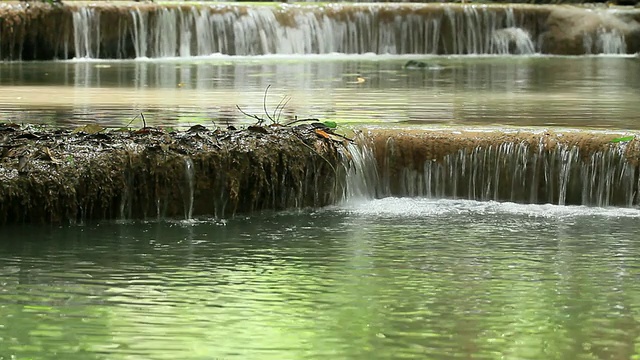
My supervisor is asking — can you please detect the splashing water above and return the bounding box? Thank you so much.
[341,138,378,202]
[492,27,536,55]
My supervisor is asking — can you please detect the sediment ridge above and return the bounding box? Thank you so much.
[1,2,639,60]
[0,123,350,224]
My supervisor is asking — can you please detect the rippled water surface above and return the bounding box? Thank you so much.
[2,199,640,359]
[0,55,639,129]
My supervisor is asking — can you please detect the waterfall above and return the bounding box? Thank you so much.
[73,7,100,58]
[63,4,640,58]
[341,137,378,202]
[1,3,638,60]
[362,129,640,207]
[183,158,195,220]
[590,28,627,55]
[131,8,148,58]
[492,27,536,55]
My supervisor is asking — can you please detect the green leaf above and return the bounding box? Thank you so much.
[610,136,635,143]
[322,121,337,129]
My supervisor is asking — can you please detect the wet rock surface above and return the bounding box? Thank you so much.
[0,123,350,224]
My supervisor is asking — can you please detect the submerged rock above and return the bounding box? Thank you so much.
[403,60,445,71]
[404,60,428,69]
[0,123,352,224]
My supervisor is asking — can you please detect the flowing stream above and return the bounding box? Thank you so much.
[1,40,640,359]
[0,56,638,129]
[1,201,640,359]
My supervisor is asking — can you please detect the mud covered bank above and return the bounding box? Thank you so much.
[0,123,352,224]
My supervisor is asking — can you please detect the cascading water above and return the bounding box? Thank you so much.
[418,143,633,206]
[73,7,100,58]
[492,27,536,55]
[182,158,195,220]
[1,3,638,60]
[131,8,148,58]
[589,28,627,54]
[359,129,640,208]
[64,4,639,58]
[340,137,379,202]
[103,129,640,222]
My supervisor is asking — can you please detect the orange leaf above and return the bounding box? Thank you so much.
[315,129,330,139]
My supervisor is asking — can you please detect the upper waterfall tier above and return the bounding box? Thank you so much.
[1,3,639,60]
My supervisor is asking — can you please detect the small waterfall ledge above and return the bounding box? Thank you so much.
[1,124,639,224]
[360,128,640,207]
[1,3,639,60]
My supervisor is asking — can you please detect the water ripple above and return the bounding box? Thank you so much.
[1,201,640,359]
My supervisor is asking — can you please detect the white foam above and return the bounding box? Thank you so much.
[65,53,546,63]
[61,52,640,63]
[338,197,640,219]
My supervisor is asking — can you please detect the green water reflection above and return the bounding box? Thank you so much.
[1,199,640,359]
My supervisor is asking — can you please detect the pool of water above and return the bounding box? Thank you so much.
[0,55,639,129]
[1,198,640,359]
[2,53,640,359]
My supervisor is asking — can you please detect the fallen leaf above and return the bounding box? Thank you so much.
[322,121,337,129]
[72,124,105,135]
[315,129,331,139]
[610,136,635,143]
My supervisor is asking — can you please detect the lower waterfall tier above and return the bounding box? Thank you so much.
[1,124,638,224]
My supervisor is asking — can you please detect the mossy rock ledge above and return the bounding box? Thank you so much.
[0,123,352,224]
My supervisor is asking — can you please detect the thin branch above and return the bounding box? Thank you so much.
[275,96,292,124]
[126,113,140,128]
[263,85,275,124]
[328,132,354,143]
[284,117,320,127]
[272,95,288,123]
[236,105,266,125]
